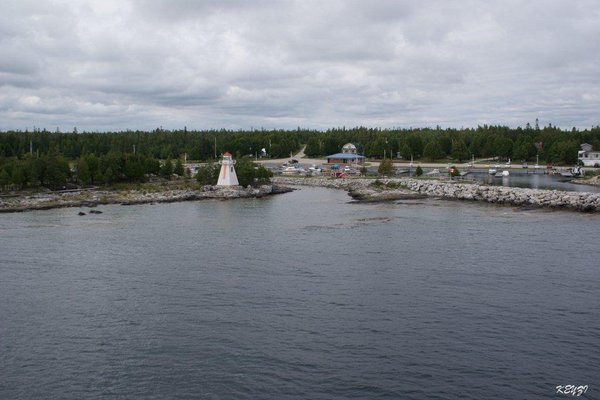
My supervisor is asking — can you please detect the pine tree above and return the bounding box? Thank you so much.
[378,158,394,176]
[160,159,173,179]
[174,159,185,176]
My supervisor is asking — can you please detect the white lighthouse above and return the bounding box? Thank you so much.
[217,152,239,186]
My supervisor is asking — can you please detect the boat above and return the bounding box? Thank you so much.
[308,165,322,176]
[494,170,510,177]
[281,166,306,176]
[488,165,498,175]
[342,166,355,174]
[560,166,583,178]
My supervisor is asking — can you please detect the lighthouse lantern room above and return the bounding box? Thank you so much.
[217,152,239,186]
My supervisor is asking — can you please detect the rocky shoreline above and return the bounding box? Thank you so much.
[572,175,600,187]
[0,184,292,213]
[273,176,600,212]
[4,176,599,213]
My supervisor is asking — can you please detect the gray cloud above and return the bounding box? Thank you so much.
[0,0,599,131]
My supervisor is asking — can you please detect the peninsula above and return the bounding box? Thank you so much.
[0,182,291,213]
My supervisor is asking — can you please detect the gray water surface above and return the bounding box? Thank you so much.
[1,188,599,399]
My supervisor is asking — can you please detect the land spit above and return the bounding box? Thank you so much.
[273,176,600,212]
[573,175,600,186]
[0,184,292,213]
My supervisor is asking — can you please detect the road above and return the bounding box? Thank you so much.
[256,146,547,172]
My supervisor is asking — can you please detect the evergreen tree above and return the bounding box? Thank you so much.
[44,155,70,188]
[451,139,469,161]
[254,164,273,183]
[85,154,100,184]
[492,137,513,159]
[423,141,443,161]
[304,137,322,157]
[12,165,27,188]
[31,157,48,186]
[400,144,412,160]
[77,159,91,185]
[378,158,394,176]
[0,168,11,189]
[196,163,219,185]
[235,158,256,187]
[174,158,185,176]
[160,159,173,179]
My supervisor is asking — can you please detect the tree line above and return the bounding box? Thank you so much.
[0,128,292,190]
[303,124,600,164]
[0,128,304,160]
[0,151,272,191]
[2,124,598,164]
[0,151,163,190]
[2,123,599,190]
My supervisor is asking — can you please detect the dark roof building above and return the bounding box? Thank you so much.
[326,142,365,164]
[325,153,366,165]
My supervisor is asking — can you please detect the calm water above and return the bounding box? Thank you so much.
[474,171,600,193]
[414,169,600,193]
[1,188,599,399]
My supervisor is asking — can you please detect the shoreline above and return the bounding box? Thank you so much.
[3,176,599,214]
[272,176,600,212]
[0,183,293,213]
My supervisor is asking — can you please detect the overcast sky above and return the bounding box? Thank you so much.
[1,0,599,131]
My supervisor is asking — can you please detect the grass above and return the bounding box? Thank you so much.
[105,180,204,192]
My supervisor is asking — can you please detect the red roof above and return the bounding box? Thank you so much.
[223,151,232,156]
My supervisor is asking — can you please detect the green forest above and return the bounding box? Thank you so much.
[1,123,599,190]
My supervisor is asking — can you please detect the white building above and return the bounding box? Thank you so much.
[578,143,600,167]
[217,152,239,186]
[341,143,357,154]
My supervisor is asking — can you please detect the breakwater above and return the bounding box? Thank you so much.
[273,176,600,212]
[0,184,291,213]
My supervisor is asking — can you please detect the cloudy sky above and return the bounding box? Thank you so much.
[1,0,599,131]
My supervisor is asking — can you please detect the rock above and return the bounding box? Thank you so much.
[89,210,103,214]
[272,176,600,213]
[78,211,86,216]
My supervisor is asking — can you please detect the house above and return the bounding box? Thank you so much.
[578,144,600,167]
[325,143,366,165]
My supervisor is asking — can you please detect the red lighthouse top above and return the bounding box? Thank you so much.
[223,152,232,157]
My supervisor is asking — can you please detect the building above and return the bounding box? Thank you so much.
[341,143,357,154]
[578,144,600,167]
[326,143,366,165]
[217,152,239,186]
